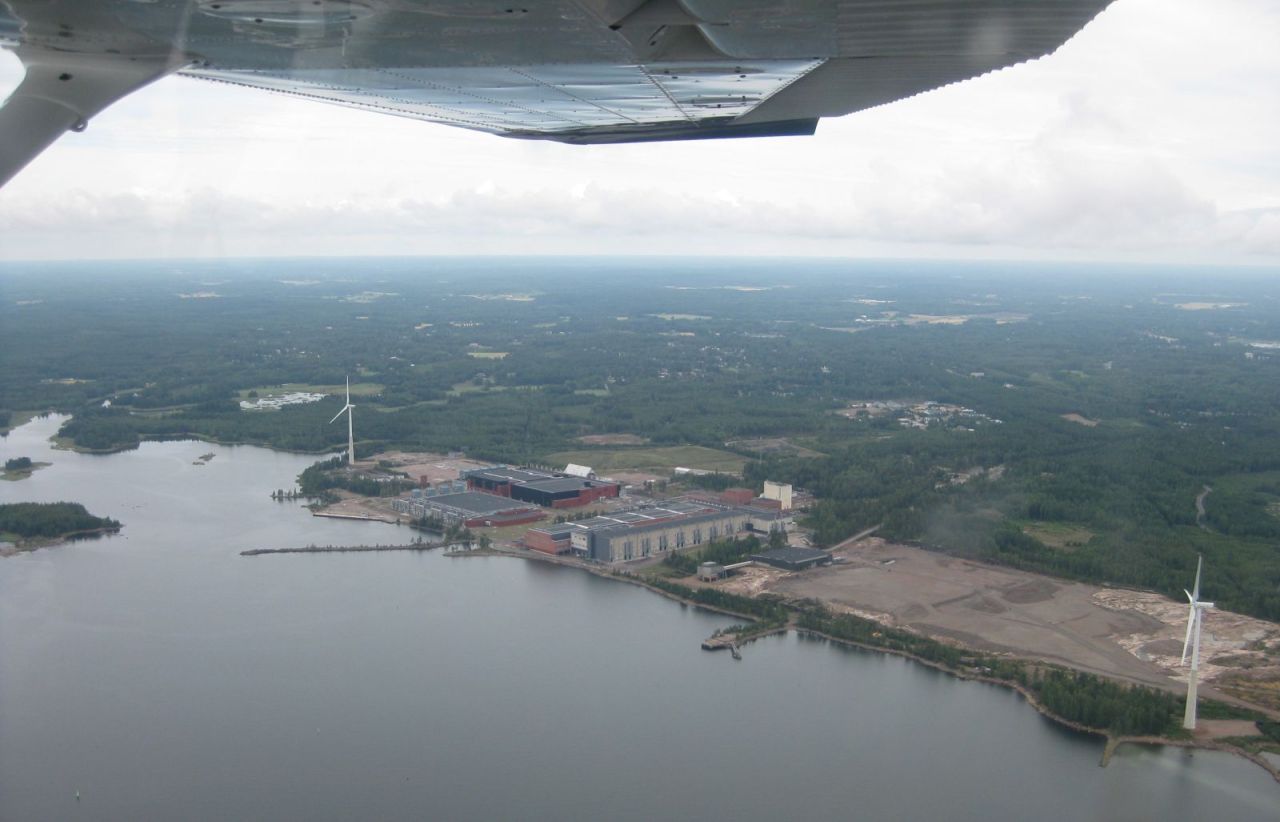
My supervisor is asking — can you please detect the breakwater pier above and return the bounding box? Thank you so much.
[241,542,437,556]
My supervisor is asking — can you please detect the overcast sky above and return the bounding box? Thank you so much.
[0,0,1277,264]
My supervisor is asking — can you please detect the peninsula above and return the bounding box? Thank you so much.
[0,501,121,554]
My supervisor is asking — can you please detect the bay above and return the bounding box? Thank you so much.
[2,415,1277,821]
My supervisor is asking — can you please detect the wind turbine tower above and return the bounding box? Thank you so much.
[1180,555,1214,731]
[329,376,356,465]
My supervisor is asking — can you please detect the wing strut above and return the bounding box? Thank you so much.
[0,46,187,187]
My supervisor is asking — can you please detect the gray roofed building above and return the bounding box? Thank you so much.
[750,547,832,572]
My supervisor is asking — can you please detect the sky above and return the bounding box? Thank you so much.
[0,0,1277,264]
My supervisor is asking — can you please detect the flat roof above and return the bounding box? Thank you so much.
[523,477,613,494]
[528,523,576,538]
[566,499,745,539]
[751,547,830,564]
[425,491,537,516]
[466,466,553,484]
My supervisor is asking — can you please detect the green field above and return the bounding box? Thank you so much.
[1019,521,1095,550]
[545,445,748,475]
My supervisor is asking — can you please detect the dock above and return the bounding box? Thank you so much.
[701,633,742,659]
[310,511,394,522]
[241,543,437,556]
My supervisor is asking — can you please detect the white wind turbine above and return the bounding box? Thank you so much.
[329,376,356,465]
[1180,554,1214,731]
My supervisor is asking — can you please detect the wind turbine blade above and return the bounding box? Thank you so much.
[1192,555,1202,601]
[1181,605,1195,664]
[329,406,348,425]
[345,376,350,405]
[1184,589,1194,603]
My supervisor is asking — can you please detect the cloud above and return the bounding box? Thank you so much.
[0,0,1278,263]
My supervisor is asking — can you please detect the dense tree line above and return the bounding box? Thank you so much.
[296,457,416,500]
[643,576,790,625]
[0,502,120,539]
[1027,669,1182,737]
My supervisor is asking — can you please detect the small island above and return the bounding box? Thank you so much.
[2,456,51,481]
[0,501,122,554]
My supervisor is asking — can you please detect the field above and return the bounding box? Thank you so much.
[545,445,749,475]
[1020,521,1095,550]
[575,433,648,445]
[724,437,825,458]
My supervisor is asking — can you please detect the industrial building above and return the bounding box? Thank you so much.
[391,488,544,529]
[762,481,793,510]
[697,561,728,581]
[750,547,833,572]
[462,466,620,509]
[524,499,755,563]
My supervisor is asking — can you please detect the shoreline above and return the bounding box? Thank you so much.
[1,461,51,481]
[454,545,1280,784]
[51,431,342,456]
[0,525,122,556]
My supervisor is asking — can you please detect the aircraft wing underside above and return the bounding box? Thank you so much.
[0,0,1115,186]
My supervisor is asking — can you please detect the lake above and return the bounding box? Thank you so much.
[2,415,1277,821]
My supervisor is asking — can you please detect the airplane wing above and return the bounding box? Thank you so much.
[0,0,1114,187]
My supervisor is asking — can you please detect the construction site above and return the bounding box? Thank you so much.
[697,536,1280,715]
[308,449,1280,727]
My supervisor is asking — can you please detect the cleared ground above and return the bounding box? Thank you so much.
[238,382,383,399]
[763,538,1280,709]
[373,451,492,484]
[723,437,825,458]
[545,445,748,475]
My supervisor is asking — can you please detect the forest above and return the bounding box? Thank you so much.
[2,257,1278,617]
[0,501,121,540]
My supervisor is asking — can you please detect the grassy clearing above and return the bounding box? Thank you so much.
[475,522,542,544]
[238,383,384,399]
[447,382,543,397]
[724,437,825,459]
[1020,521,1095,550]
[545,445,749,475]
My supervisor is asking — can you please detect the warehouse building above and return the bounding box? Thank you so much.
[750,547,832,572]
[391,489,544,529]
[463,466,620,509]
[524,499,754,563]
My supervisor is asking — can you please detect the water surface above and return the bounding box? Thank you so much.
[2,416,1277,821]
